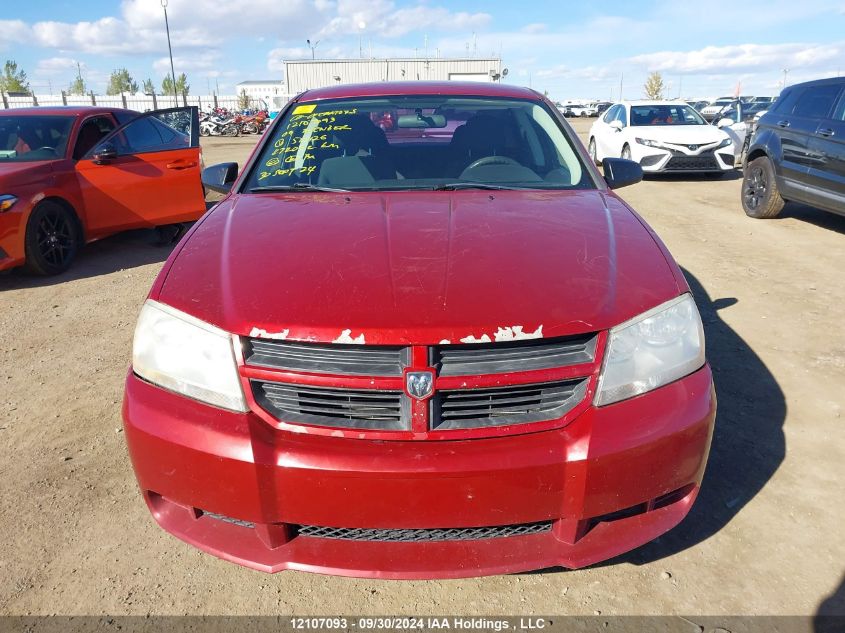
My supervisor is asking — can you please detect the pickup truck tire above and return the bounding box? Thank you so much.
[742,156,785,219]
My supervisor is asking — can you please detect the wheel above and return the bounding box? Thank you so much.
[588,138,600,165]
[223,124,239,137]
[742,156,785,218]
[24,201,79,275]
[199,126,210,137]
[621,144,632,160]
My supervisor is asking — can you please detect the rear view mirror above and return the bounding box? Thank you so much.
[92,143,117,165]
[609,120,623,131]
[397,114,447,128]
[603,158,643,190]
[717,118,733,128]
[202,162,238,194]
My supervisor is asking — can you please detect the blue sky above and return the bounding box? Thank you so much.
[3,0,844,100]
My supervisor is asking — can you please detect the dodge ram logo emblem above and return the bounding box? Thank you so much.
[406,371,434,400]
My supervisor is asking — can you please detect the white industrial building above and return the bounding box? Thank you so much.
[235,80,288,108]
[283,58,504,95]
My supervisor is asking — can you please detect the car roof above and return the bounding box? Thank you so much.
[620,100,692,106]
[783,75,845,90]
[298,81,542,102]
[0,106,137,117]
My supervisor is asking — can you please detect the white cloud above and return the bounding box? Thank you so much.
[35,57,83,76]
[629,42,845,75]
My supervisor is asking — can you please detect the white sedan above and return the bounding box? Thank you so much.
[588,101,736,175]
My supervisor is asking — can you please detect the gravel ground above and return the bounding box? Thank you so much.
[0,120,843,616]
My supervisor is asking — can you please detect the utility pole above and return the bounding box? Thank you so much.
[619,72,623,101]
[782,68,790,89]
[161,0,177,106]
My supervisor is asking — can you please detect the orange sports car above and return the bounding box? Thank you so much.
[0,106,206,275]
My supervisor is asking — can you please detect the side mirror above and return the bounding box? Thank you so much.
[716,118,733,128]
[609,120,624,131]
[603,157,643,190]
[92,143,117,164]
[201,162,239,194]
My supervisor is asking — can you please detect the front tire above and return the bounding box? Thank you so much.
[24,201,79,275]
[742,156,785,218]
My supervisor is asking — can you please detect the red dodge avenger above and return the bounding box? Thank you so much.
[123,82,716,578]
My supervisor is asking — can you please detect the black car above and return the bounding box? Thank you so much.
[742,77,845,218]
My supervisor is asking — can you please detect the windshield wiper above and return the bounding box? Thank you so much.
[432,182,531,191]
[248,183,350,193]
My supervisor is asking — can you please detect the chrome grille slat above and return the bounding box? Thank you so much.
[245,339,406,376]
[252,380,408,430]
[433,379,588,429]
[434,334,597,376]
[296,521,553,542]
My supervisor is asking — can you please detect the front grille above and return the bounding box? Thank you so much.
[664,155,719,171]
[432,378,588,429]
[433,334,596,376]
[296,521,553,542]
[244,339,406,376]
[252,381,408,430]
[202,510,254,528]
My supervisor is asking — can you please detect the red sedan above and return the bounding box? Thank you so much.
[0,106,205,274]
[123,82,716,578]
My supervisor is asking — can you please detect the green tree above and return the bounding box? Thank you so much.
[106,68,138,95]
[161,72,190,97]
[142,78,155,95]
[643,71,665,99]
[68,76,86,96]
[237,88,251,111]
[0,59,31,94]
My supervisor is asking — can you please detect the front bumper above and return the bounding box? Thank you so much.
[636,146,735,173]
[123,366,716,579]
[0,205,28,271]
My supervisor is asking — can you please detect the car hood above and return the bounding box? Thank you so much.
[631,125,729,145]
[158,190,683,344]
[0,161,53,187]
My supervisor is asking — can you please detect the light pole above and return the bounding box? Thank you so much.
[161,0,178,105]
[306,39,320,61]
[782,68,790,89]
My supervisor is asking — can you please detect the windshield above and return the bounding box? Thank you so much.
[630,104,707,126]
[0,115,74,161]
[244,96,592,192]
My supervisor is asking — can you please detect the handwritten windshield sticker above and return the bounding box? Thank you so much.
[257,107,360,179]
[292,104,317,115]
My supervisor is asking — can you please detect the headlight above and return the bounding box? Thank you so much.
[717,137,733,148]
[132,300,247,411]
[0,194,17,212]
[595,294,705,406]
[635,138,662,148]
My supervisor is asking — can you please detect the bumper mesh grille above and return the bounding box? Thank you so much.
[432,379,588,429]
[664,155,719,171]
[253,381,408,430]
[296,521,553,542]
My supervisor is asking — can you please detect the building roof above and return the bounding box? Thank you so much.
[236,80,284,86]
[299,81,538,101]
[286,57,499,64]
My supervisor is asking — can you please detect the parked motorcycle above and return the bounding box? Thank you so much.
[199,114,239,137]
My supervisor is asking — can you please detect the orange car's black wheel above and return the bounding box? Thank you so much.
[24,201,79,275]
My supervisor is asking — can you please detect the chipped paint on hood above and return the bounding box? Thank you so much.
[249,327,290,340]
[333,329,366,344]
